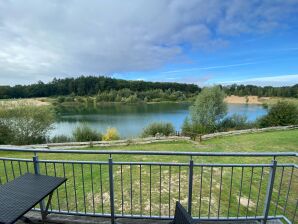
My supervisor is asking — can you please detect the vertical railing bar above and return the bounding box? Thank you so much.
[10,161,15,179]
[44,162,52,211]
[0,175,2,185]
[33,153,45,219]
[283,166,294,216]
[90,164,95,214]
[100,164,104,214]
[159,165,162,217]
[262,160,277,224]
[208,166,213,218]
[130,164,133,216]
[292,199,298,223]
[227,167,234,218]
[53,163,61,212]
[255,167,264,217]
[81,164,86,214]
[274,166,284,216]
[188,159,194,215]
[246,167,254,218]
[62,163,69,213]
[139,164,142,216]
[149,165,152,217]
[25,161,29,173]
[237,167,244,218]
[120,164,124,216]
[18,161,22,175]
[108,158,115,224]
[199,166,203,218]
[178,165,181,202]
[3,160,8,182]
[218,166,223,218]
[168,166,171,217]
[72,163,78,213]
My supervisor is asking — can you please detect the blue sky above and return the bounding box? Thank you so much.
[115,30,298,86]
[0,0,298,86]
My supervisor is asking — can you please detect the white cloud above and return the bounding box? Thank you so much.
[0,0,297,85]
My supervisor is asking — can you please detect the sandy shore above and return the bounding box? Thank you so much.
[224,95,267,104]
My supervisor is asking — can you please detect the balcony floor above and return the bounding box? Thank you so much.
[16,212,283,224]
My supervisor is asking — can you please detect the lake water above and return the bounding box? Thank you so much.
[50,103,267,138]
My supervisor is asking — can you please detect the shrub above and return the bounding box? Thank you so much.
[218,114,253,131]
[72,124,102,141]
[0,106,55,145]
[141,122,175,137]
[50,135,73,143]
[102,127,120,141]
[258,101,298,127]
[0,122,13,144]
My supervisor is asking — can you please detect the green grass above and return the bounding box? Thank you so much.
[0,129,297,221]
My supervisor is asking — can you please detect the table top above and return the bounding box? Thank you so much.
[0,173,66,224]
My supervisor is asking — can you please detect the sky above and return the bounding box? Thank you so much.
[0,0,298,87]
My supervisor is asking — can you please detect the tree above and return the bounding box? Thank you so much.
[189,86,227,133]
[258,101,298,127]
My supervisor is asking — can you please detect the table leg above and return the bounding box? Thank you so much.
[41,191,53,222]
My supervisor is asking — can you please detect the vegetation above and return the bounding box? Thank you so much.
[141,122,175,137]
[102,127,120,141]
[72,124,102,142]
[218,114,254,131]
[183,86,228,134]
[258,101,298,127]
[50,135,73,143]
[223,84,298,98]
[0,106,55,145]
[0,76,199,99]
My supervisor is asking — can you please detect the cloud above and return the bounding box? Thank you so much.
[0,0,298,85]
[220,74,298,87]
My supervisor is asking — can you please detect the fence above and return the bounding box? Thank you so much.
[0,147,297,224]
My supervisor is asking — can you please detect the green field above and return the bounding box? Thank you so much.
[0,129,297,221]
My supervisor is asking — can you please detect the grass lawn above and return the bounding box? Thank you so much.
[0,129,297,221]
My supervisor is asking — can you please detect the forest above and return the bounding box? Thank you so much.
[0,75,297,99]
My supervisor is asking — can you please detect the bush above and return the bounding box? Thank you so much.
[258,101,298,127]
[50,135,73,143]
[102,127,120,141]
[72,124,102,141]
[0,122,13,144]
[0,106,55,145]
[218,114,253,131]
[141,122,175,137]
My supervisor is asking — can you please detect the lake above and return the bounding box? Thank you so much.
[50,103,267,138]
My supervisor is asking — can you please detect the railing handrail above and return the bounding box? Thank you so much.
[0,146,297,157]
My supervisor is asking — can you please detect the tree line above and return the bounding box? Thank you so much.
[0,75,297,99]
[222,84,298,98]
[0,76,199,99]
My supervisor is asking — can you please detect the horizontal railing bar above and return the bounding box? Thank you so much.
[0,147,297,157]
[38,160,108,165]
[0,157,297,167]
[36,209,284,221]
[0,157,32,162]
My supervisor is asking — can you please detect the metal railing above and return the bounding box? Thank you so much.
[0,147,297,224]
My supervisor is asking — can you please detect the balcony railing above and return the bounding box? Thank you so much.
[0,147,297,224]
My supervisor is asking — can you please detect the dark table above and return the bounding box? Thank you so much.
[0,173,67,224]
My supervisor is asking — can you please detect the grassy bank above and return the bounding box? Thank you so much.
[0,129,297,221]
